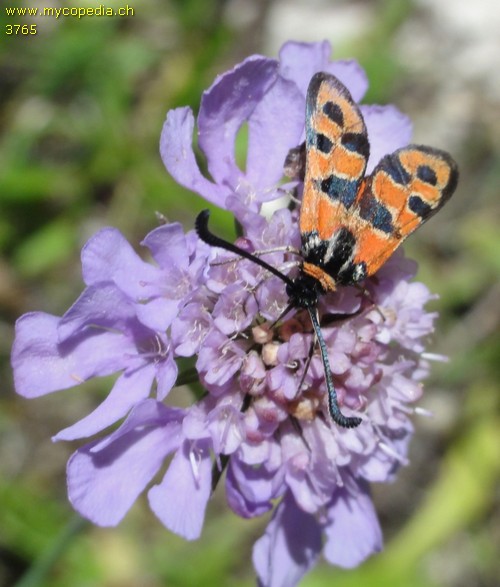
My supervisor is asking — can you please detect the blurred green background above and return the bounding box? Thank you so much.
[1,0,499,586]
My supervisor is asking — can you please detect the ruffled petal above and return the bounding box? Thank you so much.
[160,107,231,206]
[82,229,175,306]
[12,312,133,397]
[198,56,279,186]
[279,40,368,101]
[246,75,304,190]
[278,39,333,93]
[58,283,143,339]
[81,228,155,289]
[212,283,258,335]
[141,223,189,270]
[171,303,212,357]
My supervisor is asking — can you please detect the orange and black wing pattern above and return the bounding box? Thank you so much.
[299,72,458,291]
[350,145,458,277]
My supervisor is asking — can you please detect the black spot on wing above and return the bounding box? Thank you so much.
[359,192,393,233]
[323,101,344,126]
[319,176,358,208]
[315,133,333,154]
[341,132,370,159]
[379,153,411,185]
[416,164,437,185]
[408,195,432,218]
[400,144,459,215]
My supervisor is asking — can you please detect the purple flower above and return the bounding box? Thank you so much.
[12,41,441,586]
[160,40,411,218]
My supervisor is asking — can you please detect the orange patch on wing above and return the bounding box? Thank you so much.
[299,72,458,286]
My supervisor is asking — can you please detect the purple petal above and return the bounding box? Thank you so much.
[327,60,369,103]
[53,365,156,441]
[226,473,272,518]
[255,277,289,322]
[358,427,411,482]
[198,56,279,186]
[92,399,185,451]
[141,223,189,270]
[253,492,322,587]
[67,400,184,526]
[197,330,246,387]
[183,396,245,455]
[278,40,333,93]
[64,271,183,337]
[81,228,157,290]
[238,436,281,467]
[280,423,340,514]
[267,365,298,401]
[361,105,413,173]
[155,349,178,401]
[228,197,269,237]
[171,303,212,357]
[148,439,212,540]
[12,312,134,397]
[58,284,141,340]
[135,296,181,333]
[246,75,304,190]
[279,40,368,102]
[160,107,231,206]
[323,482,383,568]
[212,283,258,335]
[225,456,284,518]
[208,407,245,455]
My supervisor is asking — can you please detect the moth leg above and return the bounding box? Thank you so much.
[253,245,301,257]
[289,416,312,451]
[297,336,315,397]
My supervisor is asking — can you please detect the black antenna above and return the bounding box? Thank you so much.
[195,210,294,288]
[195,209,362,428]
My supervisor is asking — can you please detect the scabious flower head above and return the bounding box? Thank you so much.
[12,41,441,586]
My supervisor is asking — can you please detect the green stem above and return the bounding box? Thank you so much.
[15,515,88,587]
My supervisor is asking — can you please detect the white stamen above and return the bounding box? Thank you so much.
[379,441,409,465]
[421,352,449,363]
[414,406,434,418]
[189,445,201,487]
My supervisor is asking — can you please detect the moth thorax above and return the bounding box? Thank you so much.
[301,262,337,292]
[286,272,322,309]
